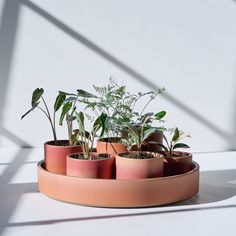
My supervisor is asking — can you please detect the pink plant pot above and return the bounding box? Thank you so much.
[66,152,115,179]
[96,138,128,156]
[44,140,83,175]
[116,151,164,180]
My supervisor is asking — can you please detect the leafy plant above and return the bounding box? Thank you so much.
[81,78,165,138]
[74,111,107,159]
[154,127,191,158]
[58,89,98,146]
[21,88,65,144]
[122,111,166,158]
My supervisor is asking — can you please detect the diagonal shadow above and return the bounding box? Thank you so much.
[0,0,21,134]
[22,0,232,146]
[5,204,236,227]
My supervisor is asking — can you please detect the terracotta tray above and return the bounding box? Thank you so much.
[38,161,199,208]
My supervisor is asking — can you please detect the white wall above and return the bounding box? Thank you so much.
[0,0,236,152]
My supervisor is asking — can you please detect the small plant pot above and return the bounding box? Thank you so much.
[44,140,83,175]
[66,152,115,179]
[96,137,128,156]
[116,151,164,180]
[163,151,193,176]
[141,131,163,152]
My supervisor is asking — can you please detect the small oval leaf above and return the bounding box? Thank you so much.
[172,127,180,142]
[77,89,98,98]
[154,111,166,120]
[31,88,44,107]
[54,94,66,112]
[173,143,190,150]
[59,102,72,125]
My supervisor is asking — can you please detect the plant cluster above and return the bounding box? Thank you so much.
[22,79,191,159]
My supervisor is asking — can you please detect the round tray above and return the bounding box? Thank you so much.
[38,161,199,208]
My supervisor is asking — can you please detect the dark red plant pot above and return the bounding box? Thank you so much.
[163,151,193,176]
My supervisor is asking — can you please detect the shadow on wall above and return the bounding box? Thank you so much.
[0,0,234,148]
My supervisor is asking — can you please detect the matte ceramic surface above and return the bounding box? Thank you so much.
[66,153,114,179]
[116,152,164,180]
[44,140,83,175]
[163,151,193,176]
[38,161,199,208]
[96,138,128,156]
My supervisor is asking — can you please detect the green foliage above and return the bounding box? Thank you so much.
[154,127,191,157]
[80,78,165,138]
[75,111,108,159]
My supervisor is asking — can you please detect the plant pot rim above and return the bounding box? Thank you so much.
[97,137,123,143]
[67,152,114,161]
[160,151,192,158]
[116,151,163,160]
[44,140,83,148]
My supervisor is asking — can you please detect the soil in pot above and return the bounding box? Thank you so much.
[163,151,193,176]
[116,151,164,180]
[44,140,83,175]
[96,137,128,156]
[66,152,115,179]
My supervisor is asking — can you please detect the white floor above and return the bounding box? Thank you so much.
[0,148,236,236]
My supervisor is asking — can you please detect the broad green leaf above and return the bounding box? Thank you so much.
[154,111,166,120]
[54,93,66,112]
[21,102,39,120]
[149,142,168,152]
[142,127,157,142]
[77,89,98,98]
[172,127,180,142]
[59,102,72,125]
[121,139,129,147]
[75,111,85,135]
[93,113,108,137]
[173,143,190,150]
[31,88,44,107]
[59,91,77,96]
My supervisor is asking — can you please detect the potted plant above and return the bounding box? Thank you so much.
[115,114,164,180]
[81,78,165,155]
[154,127,192,176]
[21,88,95,175]
[66,111,114,179]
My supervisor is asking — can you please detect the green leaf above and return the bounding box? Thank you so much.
[77,89,98,98]
[31,88,44,107]
[75,111,85,135]
[172,127,180,142]
[142,127,157,142]
[150,142,169,152]
[173,143,190,150]
[59,91,77,96]
[59,102,72,125]
[54,93,66,112]
[93,113,108,137]
[121,139,129,147]
[21,102,39,120]
[154,111,166,120]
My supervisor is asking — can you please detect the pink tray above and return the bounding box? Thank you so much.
[38,160,199,208]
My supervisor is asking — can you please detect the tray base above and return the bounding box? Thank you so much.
[38,161,199,208]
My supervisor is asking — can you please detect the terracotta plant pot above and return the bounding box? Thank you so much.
[96,137,128,156]
[116,151,164,180]
[44,140,83,175]
[163,151,193,176]
[66,152,115,179]
[141,131,163,152]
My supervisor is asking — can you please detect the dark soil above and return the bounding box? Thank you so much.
[70,153,110,160]
[46,140,84,146]
[120,152,157,159]
[99,137,122,143]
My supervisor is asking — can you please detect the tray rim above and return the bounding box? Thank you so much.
[37,160,199,208]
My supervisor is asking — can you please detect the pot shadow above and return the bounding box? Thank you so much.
[174,168,236,205]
